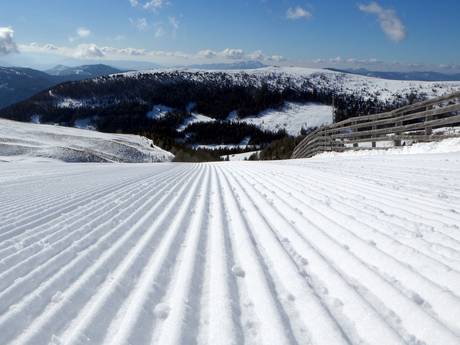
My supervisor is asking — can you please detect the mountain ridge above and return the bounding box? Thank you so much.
[1,66,459,151]
[0,64,122,109]
[326,68,460,82]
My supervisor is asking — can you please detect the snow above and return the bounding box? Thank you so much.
[221,150,260,161]
[1,148,460,344]
[180,102,333,137]
[177,113,216,132]
[241,102,334,135]
[30,114,41,124]
[115,66,460,102]
[147,105,173,120]
[0,118,173,163]
[74,117,97,130]
[56,98,85,109]
[177,102,216,132]
[227,110,239,122]
[315,137,460,158]
[192,143,257,150]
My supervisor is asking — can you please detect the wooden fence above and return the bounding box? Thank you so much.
[292,91,460,159]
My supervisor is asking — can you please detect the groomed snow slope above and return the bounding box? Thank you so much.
[1,153,460,345]
[0,119,173,163]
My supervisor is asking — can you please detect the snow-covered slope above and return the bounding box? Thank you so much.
[177,112,216,132]
[315,137,460,158]
[240,102,333,135]
[2,66,460,149]
[222,150,260,161]
[1,150,460,344]
[118,66,460,102]
[0,119,173,163]
[46,64,121,78]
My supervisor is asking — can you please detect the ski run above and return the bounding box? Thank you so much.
[1,152,460,345]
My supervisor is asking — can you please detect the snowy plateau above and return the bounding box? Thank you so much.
[1,138,460,345]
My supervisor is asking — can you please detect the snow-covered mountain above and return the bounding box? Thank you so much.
[327,68,460,82]
[0,118,173,163]
[46,64,121,77]
[0,64,122,109]
[1,66,460,149]
[115,66,460,101]
[0,67,60,109]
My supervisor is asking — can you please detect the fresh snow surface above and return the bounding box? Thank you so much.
[241,102,334,135]
[316,137,460,158]
[1,151,460,344]
[0,119,173,163]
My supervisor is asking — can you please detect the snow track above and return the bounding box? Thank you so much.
[1,153,460,345]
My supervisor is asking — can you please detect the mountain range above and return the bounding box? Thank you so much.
[1,66,459,152]
[0,64,122,108]
[0,61,271,109]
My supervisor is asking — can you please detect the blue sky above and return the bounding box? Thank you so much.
[0,0,459,71]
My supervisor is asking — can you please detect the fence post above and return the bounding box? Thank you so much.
[425,105,433,136]
[394,121,402,147]
[352,121,358,148]
[372,125,377,148]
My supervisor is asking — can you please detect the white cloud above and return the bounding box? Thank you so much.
[169,16,179,30]
[0,27,18,55]
[220,48,245,60]
[359,2,406,42]
[143,0,168,11]
[77,27,91,38]
[129,0,169,11]
[74,44,105,58]
[130,17,149,31]
[197,49,217,59]
[19,42,286,65]
[329,56,342,63]
[102,46,147,56]
[266,55,286,62]
[69,27,92,42]
[311,56,384,66]
[248,50,265,61]
[199,49,279,62]
[154,25,165,38]
[286,6,312,20]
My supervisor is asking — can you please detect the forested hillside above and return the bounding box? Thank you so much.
[1,67,459,153]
